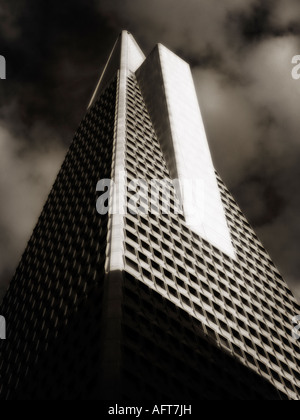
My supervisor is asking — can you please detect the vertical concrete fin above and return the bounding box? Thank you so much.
[88,31,145,109]
[106,32,146,272]
[136,44,236,259]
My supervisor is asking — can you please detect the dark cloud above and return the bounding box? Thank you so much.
[228,1,286,43]
[0,0,300,302]
[0,0,119,297]
[0,0,119,139]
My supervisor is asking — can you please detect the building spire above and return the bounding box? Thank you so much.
[88,31,145,109]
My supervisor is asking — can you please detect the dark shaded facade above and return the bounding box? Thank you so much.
[0,32,299,400]
[0,78,117,399]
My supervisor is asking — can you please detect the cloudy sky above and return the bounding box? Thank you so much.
[0,0,300,302]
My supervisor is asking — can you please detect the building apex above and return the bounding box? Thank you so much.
[88,31,145,109]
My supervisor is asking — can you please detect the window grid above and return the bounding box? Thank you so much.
[123,74,300,399]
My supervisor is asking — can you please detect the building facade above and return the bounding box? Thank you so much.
[0,31,299,400]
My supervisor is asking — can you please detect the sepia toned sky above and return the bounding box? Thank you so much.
[0,0,300,302]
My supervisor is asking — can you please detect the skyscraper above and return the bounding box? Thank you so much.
[0,31,299,400]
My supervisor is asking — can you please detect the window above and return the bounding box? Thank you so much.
[207,311,217,325]
[142,268,152,281]
[181,295,191,308]
[163,268,173,281]
[138,252,148,264]
[219,320,230,333]
[126,230,138,243]
[165,257,175,268]
[258,361,269,374]
[155,277,165,290]
[141,241,150,252]
[154,249,163,261]
[151,260,160,272]
[232,344,243,357]
[125,243,136,255]
[189,273,199,286]
[168,286,178,299]
[188,286,197,297]
[245,352,256,366]
[194,303,204,316]
[232,328,242,341]
[256,345,267,359]
[125,257,139,272]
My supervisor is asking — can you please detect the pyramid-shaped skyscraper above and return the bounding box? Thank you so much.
[0,32,299,400]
